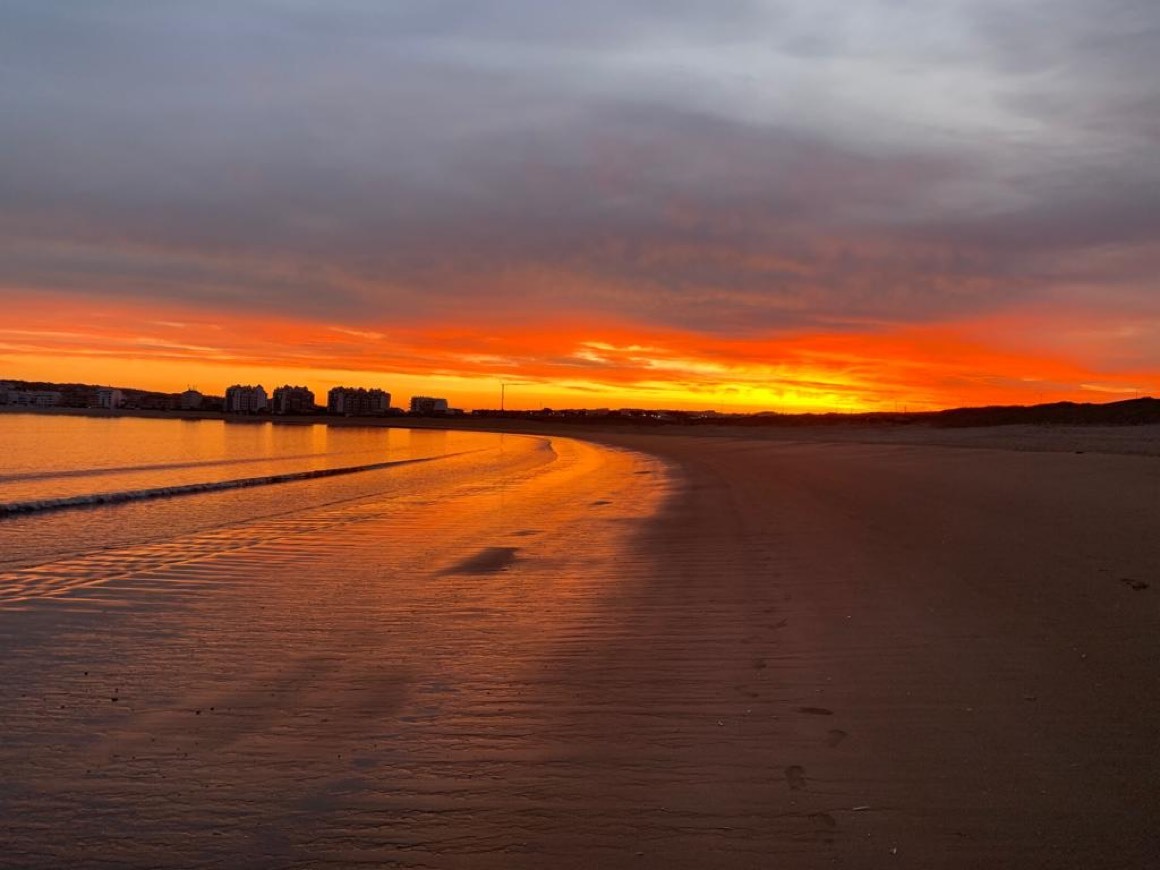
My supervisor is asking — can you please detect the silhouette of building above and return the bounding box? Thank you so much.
[327,386,390,416]
[4,389,61,407]
[95,388,123,410]
[129,391,178,411]
[179,389,204,410]
[272,385,316,414]
[224,384,268,413]
[410,396,450,415]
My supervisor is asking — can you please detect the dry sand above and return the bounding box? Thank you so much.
[2,427,1159,868]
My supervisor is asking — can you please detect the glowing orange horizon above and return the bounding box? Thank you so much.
[1,293,1156,414]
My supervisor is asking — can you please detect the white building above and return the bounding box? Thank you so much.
[327,386,390,416]
[224,384,268,413]
[272,385,316,414]
[410,396,449,415]
[95,388,124,410]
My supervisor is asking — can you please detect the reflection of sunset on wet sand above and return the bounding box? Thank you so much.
[4,422,1160,867]
[1,433,673,865]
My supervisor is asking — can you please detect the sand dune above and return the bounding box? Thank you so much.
[2,429,1158,867]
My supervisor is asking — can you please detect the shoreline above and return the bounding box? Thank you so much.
[6,403,1160,457]
[2,422,1159,865]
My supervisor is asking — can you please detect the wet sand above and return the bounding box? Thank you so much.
[586,430,1160,868]
[3,429,1160,867]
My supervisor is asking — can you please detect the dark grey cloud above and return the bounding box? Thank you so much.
[2,0,1159,340]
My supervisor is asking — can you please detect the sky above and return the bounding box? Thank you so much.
[2,0,1158,412]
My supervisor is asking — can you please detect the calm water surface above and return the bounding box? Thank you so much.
[0,414,518,566]
[0,411,677,868]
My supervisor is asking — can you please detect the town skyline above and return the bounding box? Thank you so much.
[1,376,461,417]
[5,372,1156,426]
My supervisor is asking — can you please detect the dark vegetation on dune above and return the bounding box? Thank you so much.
[490,397,1160,429]
[924,397,1160,428]
[735,396,1160,429]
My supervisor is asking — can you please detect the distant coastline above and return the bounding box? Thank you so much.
[5,399,1160,462]
[4,393,1160,431]
[0,404,451,428]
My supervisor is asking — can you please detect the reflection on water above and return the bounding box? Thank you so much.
[0,430,675,867]
[0,414,495,504]
[0,415,516,565]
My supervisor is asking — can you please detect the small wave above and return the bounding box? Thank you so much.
[0,450,382,484]
[0,452,475,518]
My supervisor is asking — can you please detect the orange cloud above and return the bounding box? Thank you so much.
[2,292,1156,412]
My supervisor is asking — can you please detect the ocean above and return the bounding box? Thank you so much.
[0,413,566,573]
[0,412,671,612]
[0,411,680,866]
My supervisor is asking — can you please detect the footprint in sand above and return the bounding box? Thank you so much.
[809,811,837,843]
[798,706,834,716]
[825,729,848,748]
[442,547,519,575]
[809,812,837,830]
[785,765,807,790]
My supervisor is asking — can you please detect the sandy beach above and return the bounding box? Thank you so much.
[588,428,1160,867]
[2,426,1159,868]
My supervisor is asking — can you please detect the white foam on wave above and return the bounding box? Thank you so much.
[0,450,370,484]
[0,451,477,518]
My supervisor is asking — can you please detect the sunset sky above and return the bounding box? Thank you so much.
[2,1,1158,411]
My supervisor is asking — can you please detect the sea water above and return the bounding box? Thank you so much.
[0,411,678,866]
[0,414,532,570]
